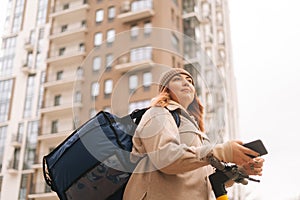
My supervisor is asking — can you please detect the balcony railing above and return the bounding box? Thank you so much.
[118,0,154,23]
[47,49,86,64]
[50,23,87,41]
[50,0,88,15]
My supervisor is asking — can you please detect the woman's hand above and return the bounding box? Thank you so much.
[230,140,260,165]
[240,157,265,176]
[213,140,260,166]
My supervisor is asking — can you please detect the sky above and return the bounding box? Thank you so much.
[0,1,300,200]
[229,0,300,199]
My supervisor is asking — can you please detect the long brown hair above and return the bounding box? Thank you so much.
[151,87,205,132]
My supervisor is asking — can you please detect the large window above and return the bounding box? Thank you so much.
[96,9,104,23]
[91,82,100,97]
[130,46,152,62]
[131,25,139,39]
[104,79,113,95]
[143,72,152,88]
[94,32,103,46]
[129,75,138,92]
[0,79,13,122]
[93,56,101,71]
[106,29,115,44]
[19,174,31,200]
[0,37,16,76]
[23,75,36,118]
[108,6,116,20]
[105,54,113,69]
[36,0,48,25]
[0,126,7,170]
[131,0,153,12]
[23,121,38,169]
[144,21,152,35]
[12,0,25,33]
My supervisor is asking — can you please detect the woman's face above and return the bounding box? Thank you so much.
[168,74,195,109]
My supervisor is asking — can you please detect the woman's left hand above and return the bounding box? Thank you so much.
[241,157,265,176]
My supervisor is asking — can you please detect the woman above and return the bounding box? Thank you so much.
[123,68,264,200]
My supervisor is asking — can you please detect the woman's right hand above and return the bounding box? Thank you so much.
[212,140,260,165]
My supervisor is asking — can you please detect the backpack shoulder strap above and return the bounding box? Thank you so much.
[168,109,180,127]
[130,107,180,127]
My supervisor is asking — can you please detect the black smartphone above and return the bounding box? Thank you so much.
[243,139,268,158]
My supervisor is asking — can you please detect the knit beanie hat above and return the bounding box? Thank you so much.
[158,68,194,92]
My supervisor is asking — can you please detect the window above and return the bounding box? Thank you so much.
[143,72,152,88]
[76,67,83,77]
[90,109,97,118]
[171,33,179,51]
[108,6,115,20]
[0,126,7,170]
[19,174,30,199]
[79,43,85,51]
[59,47,65,56]
[74,91,82,103]
[93,56,101,71]
[131,25,139,39]
[23,75,35,118]
[91,82,100,97]
[23,121,38,169]
[63,4,69,10]
[128,100,151,113]
[105,54,113,69]
[54,95,61,106]
[94,32,102,46]
[129,75,138,92]
[56,71,63,80]
[36,0,48,25]
[130,46,152,62]
[144,21,152,35]
[0,79,13,122]
[106,29,115,44]
[61,25,68,32]
[51,120,58,133]
[81,20,87,27]
[96,9,104,23]
[104,79,113,95]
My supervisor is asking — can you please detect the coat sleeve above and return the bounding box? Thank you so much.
[133,108,213,174]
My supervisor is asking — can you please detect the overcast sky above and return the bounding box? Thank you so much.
[229,0,300,199]
[1,1,300,199]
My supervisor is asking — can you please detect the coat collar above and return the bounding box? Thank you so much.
[166,100,209,141]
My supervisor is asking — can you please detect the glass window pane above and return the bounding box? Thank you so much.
[129,75,138,90]
[96,9,104,22]
[93,56,101,71]
[104,79,113,94]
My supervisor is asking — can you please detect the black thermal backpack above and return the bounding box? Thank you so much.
[43,107,180,200]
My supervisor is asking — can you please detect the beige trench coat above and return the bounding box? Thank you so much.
[123,101,215,200]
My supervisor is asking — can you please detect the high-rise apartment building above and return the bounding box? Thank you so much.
[0,0,239,199]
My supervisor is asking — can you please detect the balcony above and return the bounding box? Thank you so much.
[7,159,19,174]
[47,49,86,65]
[24,39,35,51]
[22,62,37,75]
[11,133,22,148]
[118,0,154,23]
[43,76,83,91]
[50,0,89,19]
[50,24,87,43]
[115,57,154,73]
[38,129,71,141]
[40,102,82,116]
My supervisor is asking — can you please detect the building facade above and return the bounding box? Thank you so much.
[0,0,240,199]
